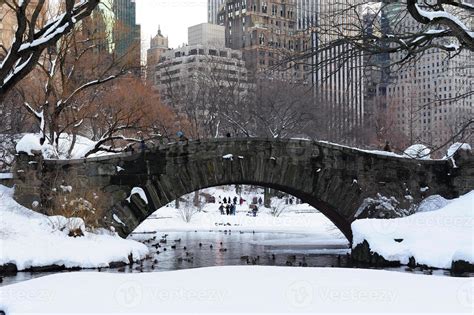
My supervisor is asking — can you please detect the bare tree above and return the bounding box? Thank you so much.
[291,0,473,72]
[14,13,132,157]
[0,0,100,100]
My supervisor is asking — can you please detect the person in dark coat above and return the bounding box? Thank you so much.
[233,196,238,204]
[258,197,263,205]
[219,204,225,215]
[223,197,227,204]
[230,204,236,215]
[252,206,258,217]
[140,139,147,152]
[226,204,230,215]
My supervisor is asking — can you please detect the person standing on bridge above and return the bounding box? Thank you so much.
[140,139,147,152]
[177,131,189,143]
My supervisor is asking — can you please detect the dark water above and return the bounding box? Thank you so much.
[0,231,470,287]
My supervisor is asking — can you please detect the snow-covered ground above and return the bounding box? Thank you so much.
[135,186,347,246]
[0,185,149,270]
[352,191,474,269]
[0,266,471,314]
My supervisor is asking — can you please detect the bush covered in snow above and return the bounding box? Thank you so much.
[354,194,414,219]
[403,144,431,159]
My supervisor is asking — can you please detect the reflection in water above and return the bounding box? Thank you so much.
[1,231,470,287]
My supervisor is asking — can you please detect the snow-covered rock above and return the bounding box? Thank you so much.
[416,195,450,213]
[15,133,46,156]
[444,142,471,168]
[403,144,431,159]
[446,142,471,158]
[0,185,149,271]
[126,187,148,204]
[352,191,474,269]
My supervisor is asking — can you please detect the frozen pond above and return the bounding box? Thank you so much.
[1,230,470,287]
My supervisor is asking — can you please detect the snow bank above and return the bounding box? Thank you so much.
[15,133,105,159]
[404,144,431,159]
[0,266,471,314]
[352,191,474,269]
[0,185,149,270]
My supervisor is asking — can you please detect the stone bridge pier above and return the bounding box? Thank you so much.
[13,138,473,241]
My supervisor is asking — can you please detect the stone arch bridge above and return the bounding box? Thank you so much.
[13,138,473,241]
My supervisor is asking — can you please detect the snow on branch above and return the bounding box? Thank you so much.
[408,0,474,50]
[0,0,100,99]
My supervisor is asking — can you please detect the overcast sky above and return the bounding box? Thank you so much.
[136,0,208,50]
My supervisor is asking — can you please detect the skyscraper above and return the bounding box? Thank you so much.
[218,0,306,81]
[113,0,140,63]
[93,0,141,69]
[295,0,365,143]
[208,0,226,24]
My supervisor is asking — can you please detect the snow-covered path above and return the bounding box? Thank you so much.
[0,266,471,314]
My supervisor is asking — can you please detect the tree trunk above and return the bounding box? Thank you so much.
[264,187,271,208]
[194,191,200,208]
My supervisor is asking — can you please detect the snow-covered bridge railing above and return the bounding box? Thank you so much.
[13,138,474,241]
